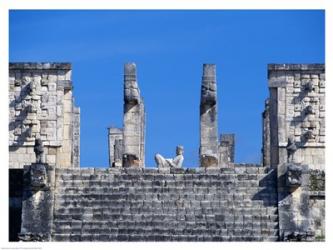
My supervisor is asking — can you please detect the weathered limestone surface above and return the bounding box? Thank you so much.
[262,99,270,166]
[9,62,325,242]
[19,163,55,241]
[277,163,325,241]
[72,107,80,168]
[108,127,123,167]
[268,64,325,170]
[9,63,80,169]
[200,64,219,168]
[155,145,184,169]
[50,165,278,241]
[218,134,235,166]
[268,64,325,241]
[123,63,145,168]
[308,169,325,239]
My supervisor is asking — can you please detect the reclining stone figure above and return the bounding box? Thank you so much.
[155,145,184,168]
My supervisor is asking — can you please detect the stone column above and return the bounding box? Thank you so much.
[199,64,219,168]
[123,63,145,168]
[262,99,270,166]
[108,127,123,167]
[72,106,80,168]
[277,163,314,241]
[19,163,55,241]
[218,134,235,166]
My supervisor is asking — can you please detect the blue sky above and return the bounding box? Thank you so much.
[9,10,325,168]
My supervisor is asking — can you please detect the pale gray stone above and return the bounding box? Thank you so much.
[199,64,219,168]
[155,145,184,169]
[123,63,145,168]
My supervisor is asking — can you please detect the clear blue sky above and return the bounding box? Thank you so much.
[9,10,325,168]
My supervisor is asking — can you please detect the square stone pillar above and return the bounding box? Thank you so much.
[218,133,235,166]
[123,63,145,168]
[72,106,80,168]
[19,163,55,241]
[200,64,219,167]
[262,99,270,166]
[277,163,314,241]
[108,127,123,167]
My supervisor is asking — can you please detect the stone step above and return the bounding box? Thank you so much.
[53,210,279,219]
[55,175,275,184]
[52,233,278,242]
[53,200,274,207]
[53,215,278,223]
[53,187,277,196]
[53,201,277,209]
[56,177,276,188]
[53,221,278,234]
[55,166,270,175]
[54,188,276,195]
[56,171,273,177]
[53,205,278,215]
[52,227,279,238]
[53,219,278,228]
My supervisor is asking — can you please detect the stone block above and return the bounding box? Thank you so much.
[46,155,56,165]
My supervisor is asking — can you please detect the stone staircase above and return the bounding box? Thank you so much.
[52,165,279,241]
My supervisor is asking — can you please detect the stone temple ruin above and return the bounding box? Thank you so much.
[9,62,325,241]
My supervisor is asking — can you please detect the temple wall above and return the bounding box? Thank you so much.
[268,64,325,170]
[268,64,325,241]
[9,63,80,169]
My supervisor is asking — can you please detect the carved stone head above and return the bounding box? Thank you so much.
[176,145,184,156]
[305,105,315,115]
[304,81,315,92]
[201,64,217,106]
[303,130,316,141]
[286,164,303,188]
[30,164,47,189]
[22,75,31,85]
